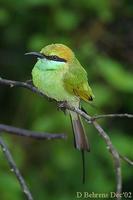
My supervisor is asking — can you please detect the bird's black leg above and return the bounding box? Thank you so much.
[57,101,67,114]
[26,79,33,85]
[81,106,88,114]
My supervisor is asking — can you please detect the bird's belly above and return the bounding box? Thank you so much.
[32,68,76,102]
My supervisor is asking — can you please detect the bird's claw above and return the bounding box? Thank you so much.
[26,79,33,85]
[57,101,67,114]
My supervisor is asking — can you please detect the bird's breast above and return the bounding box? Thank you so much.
[32,67,78,103]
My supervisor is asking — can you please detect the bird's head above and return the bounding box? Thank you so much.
[25,44,76,70]
[40,44,75,62]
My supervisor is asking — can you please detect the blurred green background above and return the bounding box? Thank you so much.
[0,0,133,199]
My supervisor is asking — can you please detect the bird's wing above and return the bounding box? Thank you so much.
[63,65,94,102]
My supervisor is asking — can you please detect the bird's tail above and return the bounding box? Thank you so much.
[70,111,90,152]
[70,111,90,184]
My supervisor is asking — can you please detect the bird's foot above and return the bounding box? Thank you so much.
[57,101,67,114]
[26,79,33,85]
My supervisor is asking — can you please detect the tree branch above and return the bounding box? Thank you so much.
[64,105,122,197]
[0,124,66,140]
[92,113,133,120]
[1,77,133,199]
[0,77,48,99]
[0,135,33,200]
[0,77,132,120]
[119,154,133,166]
[92,121,122,197]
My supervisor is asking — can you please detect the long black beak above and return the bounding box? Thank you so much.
[25,52,45,59]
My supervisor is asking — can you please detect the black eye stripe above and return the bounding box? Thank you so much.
[44,55,67,62]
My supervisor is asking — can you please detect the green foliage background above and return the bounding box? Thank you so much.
[0,0,133,199]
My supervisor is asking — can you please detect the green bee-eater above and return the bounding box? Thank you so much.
[26,44,94,182]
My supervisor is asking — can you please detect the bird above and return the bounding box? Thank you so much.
[25,43,94,183]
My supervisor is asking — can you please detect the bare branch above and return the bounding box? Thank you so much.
[0,124,66,140]
[64,105,122,197]
[0,77,132,120]
[0,77,49,99]
[92,113,133,120]
[92,121,122,197]
[120,154,133,166]
[0,136,33,200]
[1,77,133,199]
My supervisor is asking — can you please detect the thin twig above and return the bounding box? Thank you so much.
[0,135,33,200]
[65,105,122,197]
[92,121,122,197]
[1,77,133,199]
[0,77,132,120]
[0,77,48,99]
[92,113,133,120]
[0,124,66,140]
[120,154,133,166]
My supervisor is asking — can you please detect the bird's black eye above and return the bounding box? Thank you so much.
[45,55,67,62]
[50,55,59,61]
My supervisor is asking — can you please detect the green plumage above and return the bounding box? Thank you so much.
[30,43,95,183]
